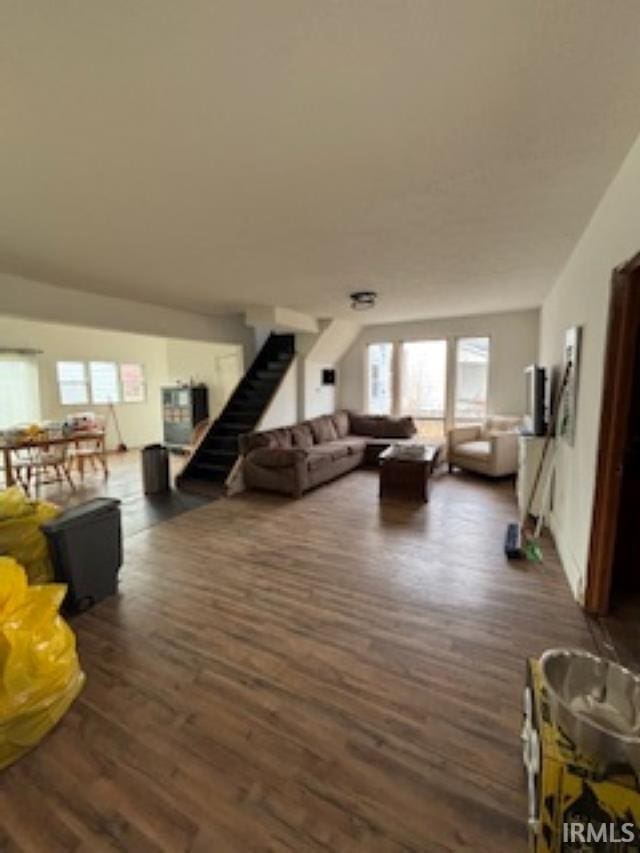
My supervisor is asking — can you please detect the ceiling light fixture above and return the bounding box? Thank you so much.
[350,290,377,311]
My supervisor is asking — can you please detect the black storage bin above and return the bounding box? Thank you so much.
[41,498,122,613]
[142,444,170,494]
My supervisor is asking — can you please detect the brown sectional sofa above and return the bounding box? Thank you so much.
[239,411,417,497]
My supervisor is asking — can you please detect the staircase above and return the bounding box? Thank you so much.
[176,334,295,492]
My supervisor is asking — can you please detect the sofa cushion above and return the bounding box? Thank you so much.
[377,416,415,438]
[306,448,332,471]
[454,440,491,460]
[310,415,338,444]
[248,447,304,468]
[240,431,272,453]
[327,443,350,461]
[290,423,314,449]
[306,444,349,470]
[271,428,293,448]
[242,428,293,451]
[363,436,416,447]
[349,414,416,439]
[349,414,377,436]
[482,415,521,437]
[332,410,350,438]
[331,436,366,455]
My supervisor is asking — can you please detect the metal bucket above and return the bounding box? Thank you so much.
[540,648,640,771]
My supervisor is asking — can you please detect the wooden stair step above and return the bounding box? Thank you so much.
[177,332,295,489]
[191,462,229,476]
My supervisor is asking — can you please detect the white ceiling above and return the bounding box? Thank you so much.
[3,1,640,325]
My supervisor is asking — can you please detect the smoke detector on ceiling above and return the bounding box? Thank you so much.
[350,290,377,311]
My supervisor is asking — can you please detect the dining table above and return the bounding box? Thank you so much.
[0,430,108,488]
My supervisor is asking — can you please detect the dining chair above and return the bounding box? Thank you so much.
[31,443,76,494]
[71,434,108,480]
[10,447,39,495]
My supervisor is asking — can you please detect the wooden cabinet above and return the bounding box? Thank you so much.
[162,385,209,450]
[517,435,553,519]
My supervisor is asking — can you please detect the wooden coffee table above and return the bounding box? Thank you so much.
[378,443,439,503]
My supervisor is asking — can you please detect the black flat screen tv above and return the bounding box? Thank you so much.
[523,365,546,436]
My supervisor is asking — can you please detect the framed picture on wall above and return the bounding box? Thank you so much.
[560,325,582,446]
[120,363,146,403]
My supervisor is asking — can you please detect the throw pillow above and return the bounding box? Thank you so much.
[349,414,376,436]
[249,447,304,468]
[332,410,350,438]
[381,416,416,439]
[310,415,338,444]
[271,428,293,448]
[291,424,314,448]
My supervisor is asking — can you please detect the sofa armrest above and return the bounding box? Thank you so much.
[247,447,306,469]
[447,424,482,452]
[489,432,519,476]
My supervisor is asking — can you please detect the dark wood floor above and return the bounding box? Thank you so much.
[33,451,211,537]
[0,468,600,851]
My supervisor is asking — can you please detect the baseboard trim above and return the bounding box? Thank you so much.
[549,514,585,605]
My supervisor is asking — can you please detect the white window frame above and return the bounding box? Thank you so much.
[399,337,449,419]
[365,342,394,415]
[396,337,450,437]
[453,335,491,424]
[56,361,89,406]
[89,361,121,404]
[362,335,492,430]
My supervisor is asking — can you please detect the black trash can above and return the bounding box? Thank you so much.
[41,498,122,613]
[141,443,170,494]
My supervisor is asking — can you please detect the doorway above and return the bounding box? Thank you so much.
[586,251,640,615]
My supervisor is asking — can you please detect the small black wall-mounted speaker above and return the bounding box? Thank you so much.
[322,368,336,386]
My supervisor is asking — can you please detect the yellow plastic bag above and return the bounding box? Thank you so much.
[0,556,85,771]
[0,487,61,584]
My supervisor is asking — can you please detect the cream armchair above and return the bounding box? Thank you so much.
[447,416,522,478]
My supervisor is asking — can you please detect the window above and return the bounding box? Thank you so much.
[455,337,490,421]
[57,360,145,406]
[367,343,393,415]
[400,340,448,439]
[365,336,491,434]
[120,363,146,403]
[89,361,120,404]
[57,361,89,405]
[0,356,40,428]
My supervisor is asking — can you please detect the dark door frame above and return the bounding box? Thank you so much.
[585,251,640,615]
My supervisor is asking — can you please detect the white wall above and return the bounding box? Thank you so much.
[0,272,255,363]
[0,316,167,449]
[245,306,318,334]
[304,361,336,419]
[0,315,243,449]
[297,319,361,420]
[339,309,540,415]
[539,132,640,601]
[165,339,243,419]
